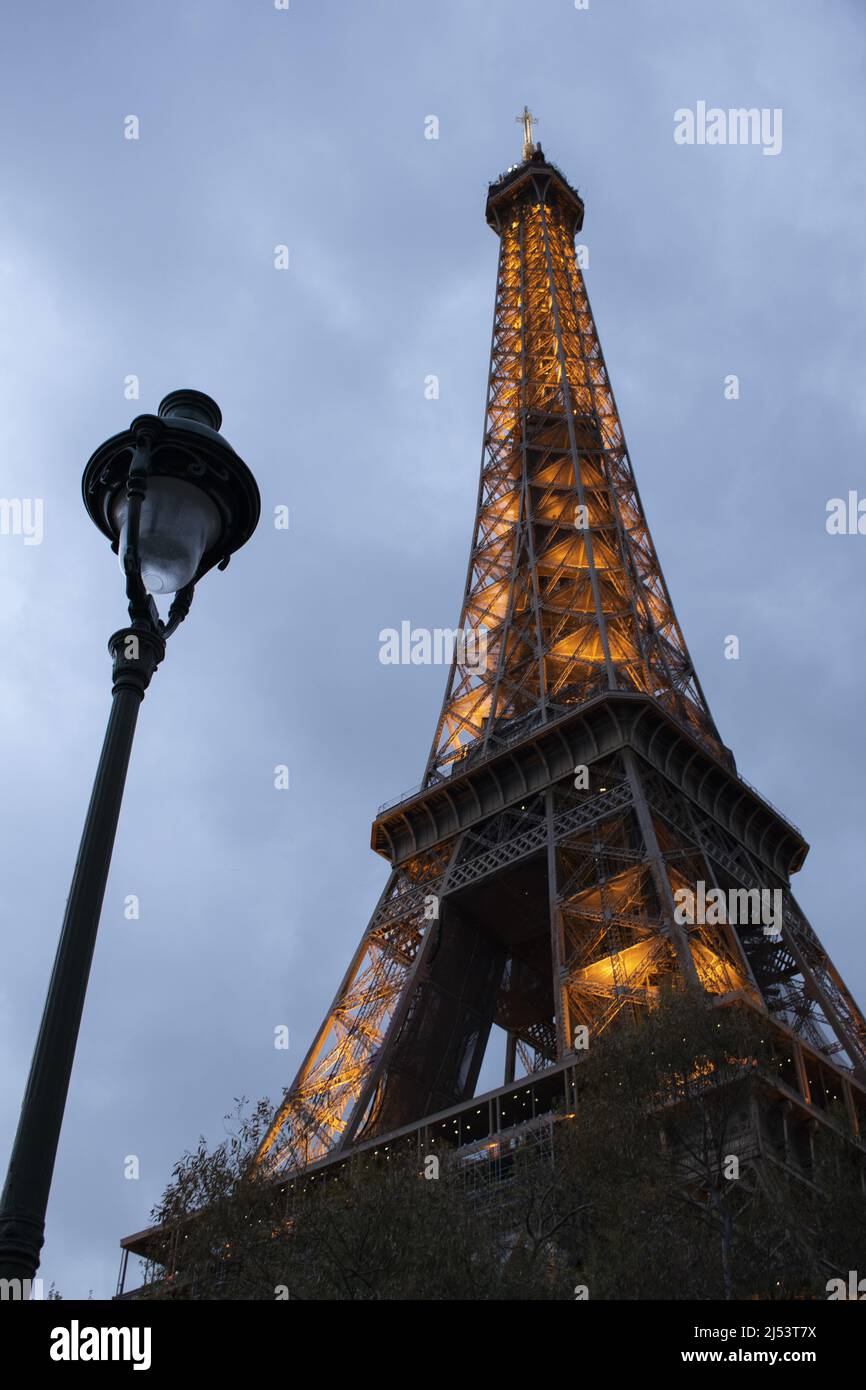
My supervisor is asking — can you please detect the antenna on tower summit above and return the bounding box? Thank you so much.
[515,104,538,160]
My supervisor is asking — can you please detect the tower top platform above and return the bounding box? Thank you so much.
[486,146,585,235]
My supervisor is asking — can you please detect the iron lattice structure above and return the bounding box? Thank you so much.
[256,144,866,1178]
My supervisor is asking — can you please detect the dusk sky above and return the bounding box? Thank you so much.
[1,0,864,1298]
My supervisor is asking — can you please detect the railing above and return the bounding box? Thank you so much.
[376,704,572,815]
[733,770,803,840]
[488,155,580,201]
[377,779,427,817]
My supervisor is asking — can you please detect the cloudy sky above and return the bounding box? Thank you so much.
[0,0,864,1298]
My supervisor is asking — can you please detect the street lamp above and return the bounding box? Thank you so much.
[0,390,260,1284]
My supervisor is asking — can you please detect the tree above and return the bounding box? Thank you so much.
[143,990,866,1300]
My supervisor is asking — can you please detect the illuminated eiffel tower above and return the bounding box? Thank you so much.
[256,114,866,1177]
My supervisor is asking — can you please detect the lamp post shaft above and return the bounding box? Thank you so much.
[0,627,164,1283]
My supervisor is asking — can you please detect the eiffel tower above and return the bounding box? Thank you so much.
[255,116,866,1179]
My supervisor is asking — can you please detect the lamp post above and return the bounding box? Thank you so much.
[0,390,260,1284]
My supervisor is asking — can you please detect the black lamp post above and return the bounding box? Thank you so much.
[0,390,260,1284]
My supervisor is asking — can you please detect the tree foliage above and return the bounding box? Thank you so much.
[143,990,866,1300]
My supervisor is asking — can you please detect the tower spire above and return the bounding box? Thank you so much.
[515,104,538,160]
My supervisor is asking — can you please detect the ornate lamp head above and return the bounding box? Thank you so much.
[82,389,261,635]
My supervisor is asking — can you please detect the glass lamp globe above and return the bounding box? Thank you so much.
[110,474,222,595]
[82,389,260,602]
